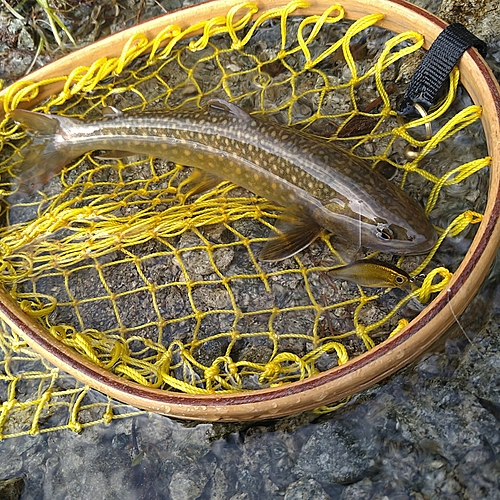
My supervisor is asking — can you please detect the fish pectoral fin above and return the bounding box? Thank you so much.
[94,150,135,159]
[348,245,365,263]
[260,212,322,261]
[205,99,252,121]
[180,168,224,198]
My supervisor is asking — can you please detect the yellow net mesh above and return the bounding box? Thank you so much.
[0,319,143,439]
[0,0,490,435]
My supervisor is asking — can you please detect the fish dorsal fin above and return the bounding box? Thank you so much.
[181,168,224,198]
[260,209,322,261]
[102,106,123,118]
[205,99,252,121]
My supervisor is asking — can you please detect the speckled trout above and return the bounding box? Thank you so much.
[11,99,437,261]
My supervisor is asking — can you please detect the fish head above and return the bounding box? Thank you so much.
[370,217,437,255]
[388,269,411,288]
[369,261,412,289]
[320,198,437,256]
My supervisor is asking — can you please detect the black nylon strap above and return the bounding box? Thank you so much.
[398,23,487,117]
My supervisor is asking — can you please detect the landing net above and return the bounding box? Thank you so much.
[0,0,489,438]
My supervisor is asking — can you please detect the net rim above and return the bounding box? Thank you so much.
[1,0,499,421]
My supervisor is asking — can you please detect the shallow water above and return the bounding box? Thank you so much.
[1,0,500,498]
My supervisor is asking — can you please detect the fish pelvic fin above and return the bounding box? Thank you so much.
[180,168,224,199]
[10,109,79,196]
[260,209,322,261]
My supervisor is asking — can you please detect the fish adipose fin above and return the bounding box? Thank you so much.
[10,109,78,196]
[101,106,123,118]
[260,209,322,261]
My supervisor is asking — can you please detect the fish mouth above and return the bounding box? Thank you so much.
[387,230,438,255]
[380,220,438,256]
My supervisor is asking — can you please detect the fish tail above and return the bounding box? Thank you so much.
[10,109,81,196]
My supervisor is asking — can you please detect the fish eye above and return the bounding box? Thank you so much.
[377,227,393,240]
[395,275,406,285]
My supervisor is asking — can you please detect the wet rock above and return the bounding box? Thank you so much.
[294,420,376,485]
[42,432,140,500]
[169,459,216,500]
[206,468,231,500]
[330,315,500,498]
[0,477,24,500]
[284,477,332,500]
[437,0,500,42]
[340,478,373,500]
[227,431,293,498]
[158,422,213,467]
[401,381,500,463]
[0,434,44,485]
[229,494,249,500]
[453,319,500,408]
[454,447,500,498]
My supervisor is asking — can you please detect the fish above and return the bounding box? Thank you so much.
[327,258,413,288]
[10,99,437,261]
